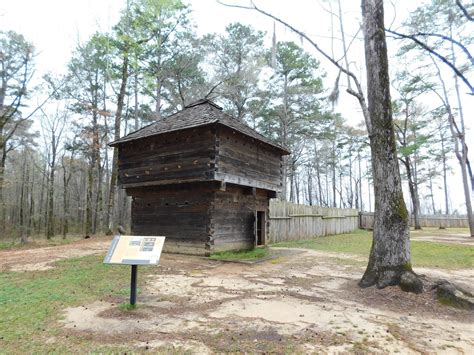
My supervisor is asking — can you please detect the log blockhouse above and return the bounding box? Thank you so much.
[110,99,289,256]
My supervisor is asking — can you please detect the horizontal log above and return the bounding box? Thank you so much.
[119,147,215,170]
[119,168,212,186]
[163,242,210,256]
[214,172,280,192]
[212,240,254,253]
[218,159,280,185]
[120,129,214,158]
[218,145,281,171]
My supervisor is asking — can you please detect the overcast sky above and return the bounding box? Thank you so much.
[1,0,471,212]
[0,0,386,126]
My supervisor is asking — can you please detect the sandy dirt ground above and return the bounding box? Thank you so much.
[2,237,473,353]
[0,237,112,272]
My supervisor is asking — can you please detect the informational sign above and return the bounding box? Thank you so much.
[103,235,165,265]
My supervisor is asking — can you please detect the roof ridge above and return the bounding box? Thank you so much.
[185,98,223,110]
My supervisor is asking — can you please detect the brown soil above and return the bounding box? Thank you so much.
[0,236,112,271]
[3,237,473,353]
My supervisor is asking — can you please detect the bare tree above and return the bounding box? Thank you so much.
[221,0,420,290]
[40,107,67,239]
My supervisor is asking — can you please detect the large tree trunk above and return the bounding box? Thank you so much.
[360,0,416,289]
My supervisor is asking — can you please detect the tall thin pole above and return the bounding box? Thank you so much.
[130,265,137,306]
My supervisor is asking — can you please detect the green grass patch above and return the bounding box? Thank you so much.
[118,302,137,311]
[210,247,269,261]
[272,229,473,270]
[273,229,371,255]
[410,241,473,269]
[410,227,470,237]
[0,255,158,353]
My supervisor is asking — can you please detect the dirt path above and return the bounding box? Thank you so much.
[0,237,111,272]
[2,239,472,353]
[57,247,472,353]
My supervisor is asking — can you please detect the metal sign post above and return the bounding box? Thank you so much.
[130,264,138,306]
[104,236,165,306]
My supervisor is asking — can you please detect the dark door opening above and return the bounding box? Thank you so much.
[256,211,266,246]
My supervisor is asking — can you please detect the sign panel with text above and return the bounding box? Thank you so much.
[103,236,165,265]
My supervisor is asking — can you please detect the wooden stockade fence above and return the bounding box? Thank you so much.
[359,212,469,229]
[268,202,469,244]
[268,200,359,243]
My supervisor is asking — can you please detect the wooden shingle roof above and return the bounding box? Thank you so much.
[109,99,290,154]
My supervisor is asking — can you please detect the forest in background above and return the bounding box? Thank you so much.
[0,0,472,240]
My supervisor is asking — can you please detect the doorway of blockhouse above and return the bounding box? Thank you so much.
[256,211,266,246]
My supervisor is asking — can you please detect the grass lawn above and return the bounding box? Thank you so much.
[0,255,159,353]
[210,247,269,261]
[272,229,473,270]
[410,227,471,237]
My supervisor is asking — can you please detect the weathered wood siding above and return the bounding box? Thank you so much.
[211,185,269,252]
[117,125,285,192]
[117,127,215,188]
[215,127,283,192]
[269,200,359,243]
[128,182,271,255]
[129,183,213,255]
[359,212,469,229]
[118,124,287,255]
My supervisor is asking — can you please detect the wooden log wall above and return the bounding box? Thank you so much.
[211,185,269,252]
[214,126,283,192]
[117,128,215,188]
[268,200,359,243]
[129,183,214,255]
[359,212,469,229]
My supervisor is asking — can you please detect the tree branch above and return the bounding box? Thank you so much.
[386,28,474,95]
[395,31,473,65]
[456,0,474,22]
[218,0,372,133]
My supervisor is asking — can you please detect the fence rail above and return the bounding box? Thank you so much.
[268,200,359,243]
[358,212,469,229]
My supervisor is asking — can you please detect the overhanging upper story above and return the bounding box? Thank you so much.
[110,99,290,193]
